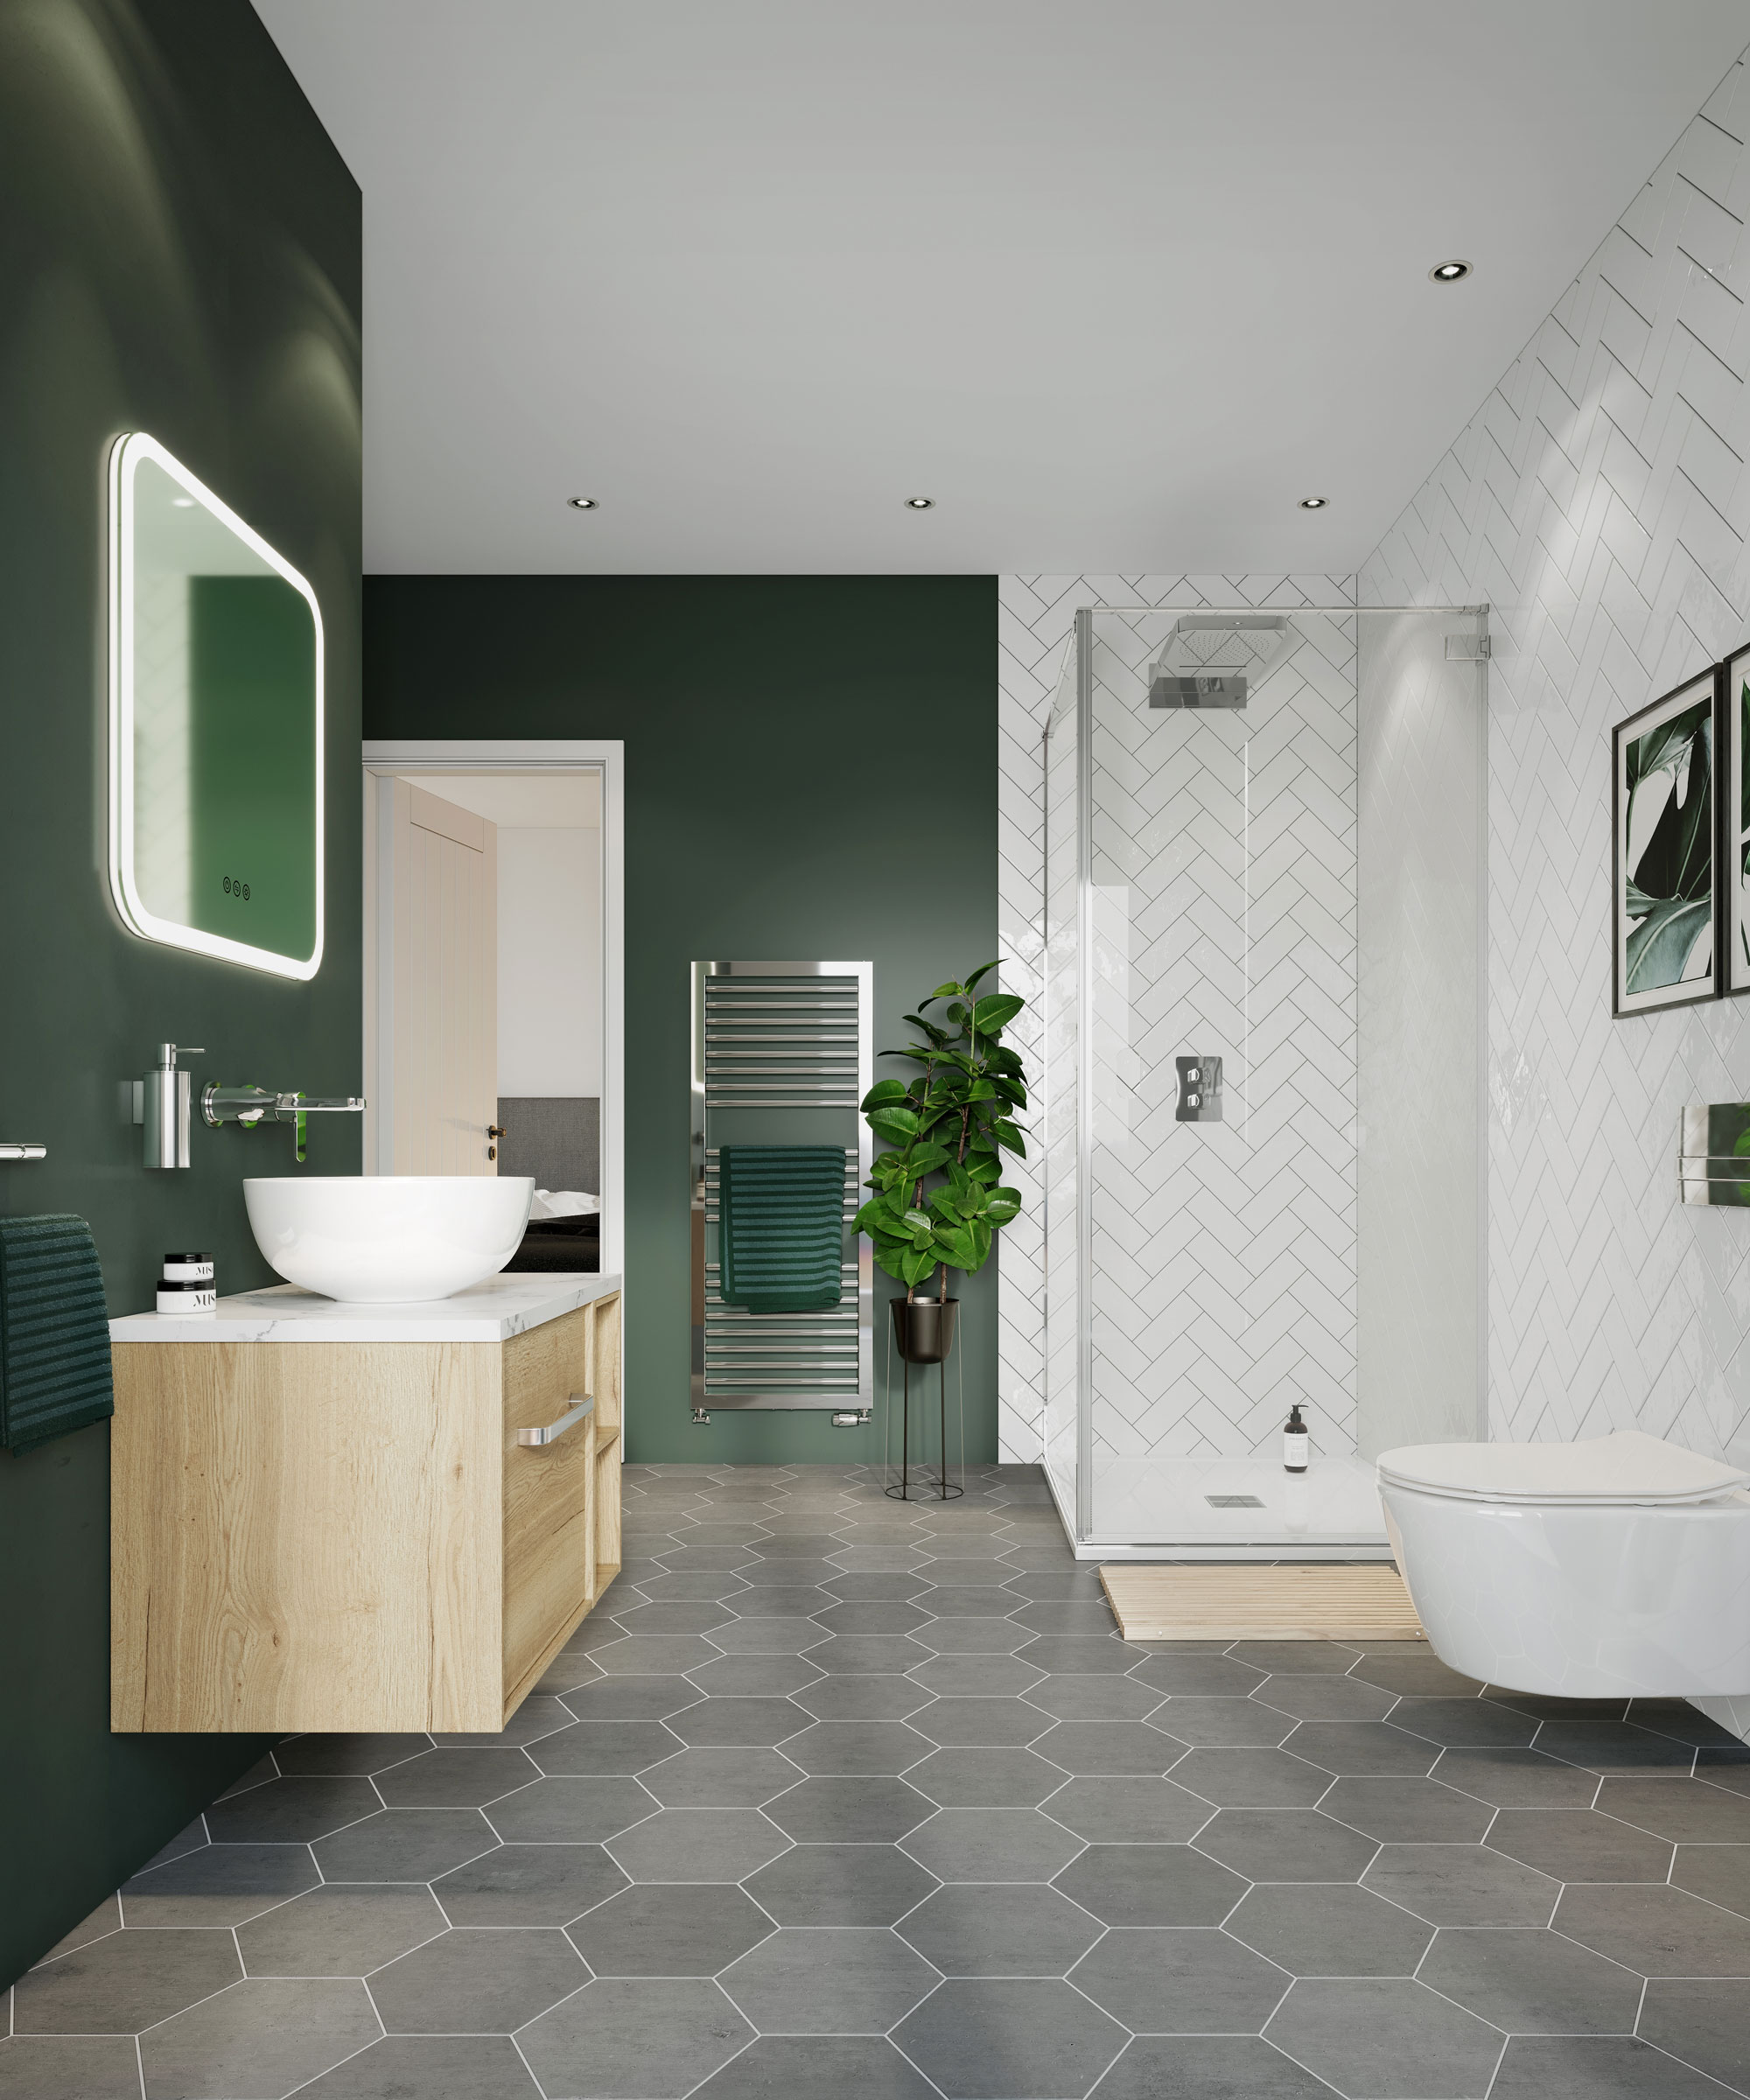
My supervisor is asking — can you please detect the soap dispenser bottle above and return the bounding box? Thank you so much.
[1283,1403,1309,1474]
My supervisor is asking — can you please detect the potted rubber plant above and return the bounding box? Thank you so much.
[856,962,1027,1363]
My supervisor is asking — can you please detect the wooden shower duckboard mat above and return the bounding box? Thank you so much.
[1100,1564,1424,1643]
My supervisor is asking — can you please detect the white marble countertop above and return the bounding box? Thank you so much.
[109,1270,622,1344]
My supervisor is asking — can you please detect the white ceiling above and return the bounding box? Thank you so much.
[256,1,1750,577]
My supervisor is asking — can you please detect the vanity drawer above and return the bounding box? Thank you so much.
[501,1306,598,1712]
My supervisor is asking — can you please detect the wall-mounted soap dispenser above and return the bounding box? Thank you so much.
[136,1044,204,1168]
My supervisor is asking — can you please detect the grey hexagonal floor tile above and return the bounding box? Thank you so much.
[665,1698,809,1746]
[432,1841,629,1925]
[1228,1883,1432,1976]
[567,1884,774,1976]
[12,1928,242,2034]
[907,1746,1064,1808]
[1090,2035,1338,2100]
[640,1746,803,1807]
[313,1809,500,1883]
[900,1809,1085,1885]
[1639,1978,1750,2095]
[275,1733,432,1777]
[518,1978,752,2098]
[1555,1884,1750,1976]
[531,1720,682,1774]
[791,1674,933,1722]
[746,1843,940,1925]
[780,1721,931,1774]
[237,1885,445,1977]
[564,1676,704,1721]
[1362,1843,1562,1926]
[368,1927,586,2033]
[606,1808,790,1883]
[719,1927,940,2034]
[1044,1774,1215,1844]
[1194,1807,1378,1882]
[1488,2035,1725,2098]
[1319,1776,1494,1844]
[485,1775,656,1844]
[894,1978,1127,2098]
[1054,1844,1246,1928]
[119,1842,318,1927]
[138,1978,378,2100]
[914,1698,1050,1746]
[1595,1777,1750,1844]
[690,2034,941,2099]
[1070,1927,1292,2033]
[290,2034,542,2098]
[1032,1720,1185,1774]
[1419,1925,1645,2034]
[1264,1977,1504,2099]
[1485,1809,1675,1885]
[897,1884,1101,1977]
[764,1776,933,1844]
[203,1776,381,1844]
[1161,1746,1332,1810]
[373,1748,540,1808]
[0,2036,143,2099]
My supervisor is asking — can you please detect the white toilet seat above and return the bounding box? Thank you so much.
[1377,1428,1749,1507]
[1378,1431,1750,1698]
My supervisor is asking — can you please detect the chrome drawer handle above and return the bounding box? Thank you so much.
[518,1393,595,1447]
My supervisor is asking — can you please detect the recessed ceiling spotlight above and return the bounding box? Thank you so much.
[904,496,935,509]
[567,495,598,510]
[1298,496,1329,510]
[1429,259,1473,283]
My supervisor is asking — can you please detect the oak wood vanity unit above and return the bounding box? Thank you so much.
[109,1273,622,1735]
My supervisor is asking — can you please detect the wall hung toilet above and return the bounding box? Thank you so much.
[1377,1431,1750,1698]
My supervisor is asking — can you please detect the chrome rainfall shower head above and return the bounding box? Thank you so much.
[1148,614,1304,709]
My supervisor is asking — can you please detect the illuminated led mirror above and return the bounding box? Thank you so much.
[108,432,324,979]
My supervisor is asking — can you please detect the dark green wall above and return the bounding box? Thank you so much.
[0,0,360,1984]
[364,577,998,1467]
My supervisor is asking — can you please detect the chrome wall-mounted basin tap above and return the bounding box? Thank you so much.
[203,1083,365,1164]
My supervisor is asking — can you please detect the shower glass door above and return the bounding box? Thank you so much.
[1043,603,1484,1553]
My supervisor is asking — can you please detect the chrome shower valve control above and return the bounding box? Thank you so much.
[1175,1054,1223,1123]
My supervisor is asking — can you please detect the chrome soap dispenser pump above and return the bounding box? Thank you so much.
[140,1043,204,1169]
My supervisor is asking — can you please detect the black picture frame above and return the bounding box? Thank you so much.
[1611,667,1721,1018]
[1722,640,1750,997]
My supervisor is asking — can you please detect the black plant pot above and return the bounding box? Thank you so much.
[892,1296,959,1365]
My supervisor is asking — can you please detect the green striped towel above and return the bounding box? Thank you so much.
[0,1215,115,1454]
[718,1146,846,1314]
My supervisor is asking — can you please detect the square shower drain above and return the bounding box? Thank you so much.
[1205,1494,1265,1508]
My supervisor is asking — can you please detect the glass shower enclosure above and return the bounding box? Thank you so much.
[1042,604,1488,1556]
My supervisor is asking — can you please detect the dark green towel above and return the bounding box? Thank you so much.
[718,1146,846,1314]
[0,1215,114,1453]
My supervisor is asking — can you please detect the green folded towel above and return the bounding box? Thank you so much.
[0,1214,115,1454]
[718,1146,847,1314]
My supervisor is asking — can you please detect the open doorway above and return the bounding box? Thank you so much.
[360,738,624,1277]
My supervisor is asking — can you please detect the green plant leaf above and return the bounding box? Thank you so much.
[926,983,962,1000]
[990,1119,1026,1157]
[860,1080,909,1111]
[906,1142,952,1172]
[962,959,1003,992]
[972,993,1025,1032]
[963,1078,998,1101]
[868,1106,921,1145]
[984,1187,1022,1223]
[900,1246,938,1286]
[872,1241,910,1284]
[1625,896,1712,993]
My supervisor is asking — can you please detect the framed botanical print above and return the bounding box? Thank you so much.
[1725,641,1750,994]
[1612,669,1720,1016]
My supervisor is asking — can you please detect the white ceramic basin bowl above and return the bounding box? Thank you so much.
[244,1176,535,1303]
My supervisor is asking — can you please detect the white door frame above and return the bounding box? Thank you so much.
[361,738,626,1278]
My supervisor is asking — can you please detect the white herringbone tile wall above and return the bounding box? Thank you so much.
[1362,52,1750,1480]
[998,575,1358,1466]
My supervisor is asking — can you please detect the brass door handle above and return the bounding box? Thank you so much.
[517,1393,594,1447]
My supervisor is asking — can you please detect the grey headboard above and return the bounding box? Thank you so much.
[496,1097,599,1194]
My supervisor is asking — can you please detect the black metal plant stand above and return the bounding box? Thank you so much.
[886,1297,964,1502]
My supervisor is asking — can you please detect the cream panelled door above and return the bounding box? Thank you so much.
[378,779,498,1174]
